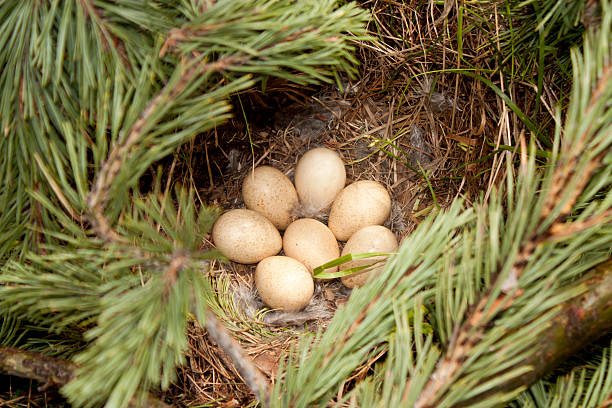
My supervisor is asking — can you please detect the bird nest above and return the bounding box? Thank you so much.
[162,1,555,405]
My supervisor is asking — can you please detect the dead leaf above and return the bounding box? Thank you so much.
[252,350,279,380]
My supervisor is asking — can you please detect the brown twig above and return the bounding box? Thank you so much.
[204,310,270,405]
[600,393,612,408]
[0,347,75,387]
[0,347,169,408]
[549,209,612,239]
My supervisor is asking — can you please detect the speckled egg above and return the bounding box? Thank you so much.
[255,256,314,311]
[294,148,346,215]
[283,218,339,273]
[212,209,282,264]
[340,225,398,288]
[328,180,392,241]
[242,166,298,230]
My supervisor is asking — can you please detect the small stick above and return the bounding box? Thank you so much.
[205,309,271,405]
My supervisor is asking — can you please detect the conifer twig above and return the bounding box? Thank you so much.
[86,56,239,243]
[0,347,169,408]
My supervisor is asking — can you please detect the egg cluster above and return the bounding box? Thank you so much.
[211,148,398,311]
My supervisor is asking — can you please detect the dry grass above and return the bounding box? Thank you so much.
[0,375,68,408]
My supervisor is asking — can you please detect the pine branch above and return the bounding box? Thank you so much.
[2,188,218,407]
[412,4,612,405]
[496,0,587,83]
[458,258,612,406]
[414,169,612,407]
[0,347,169,408]
[86,56,240,243]
[0,4,371,404]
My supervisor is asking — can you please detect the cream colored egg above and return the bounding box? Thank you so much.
[283,218,339,273]
[328,180,392,241]
[340,225,398,288]
[242,166,298,230]
[255,256,314,311]
[212,209,282,264]
[294,148,346,215]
